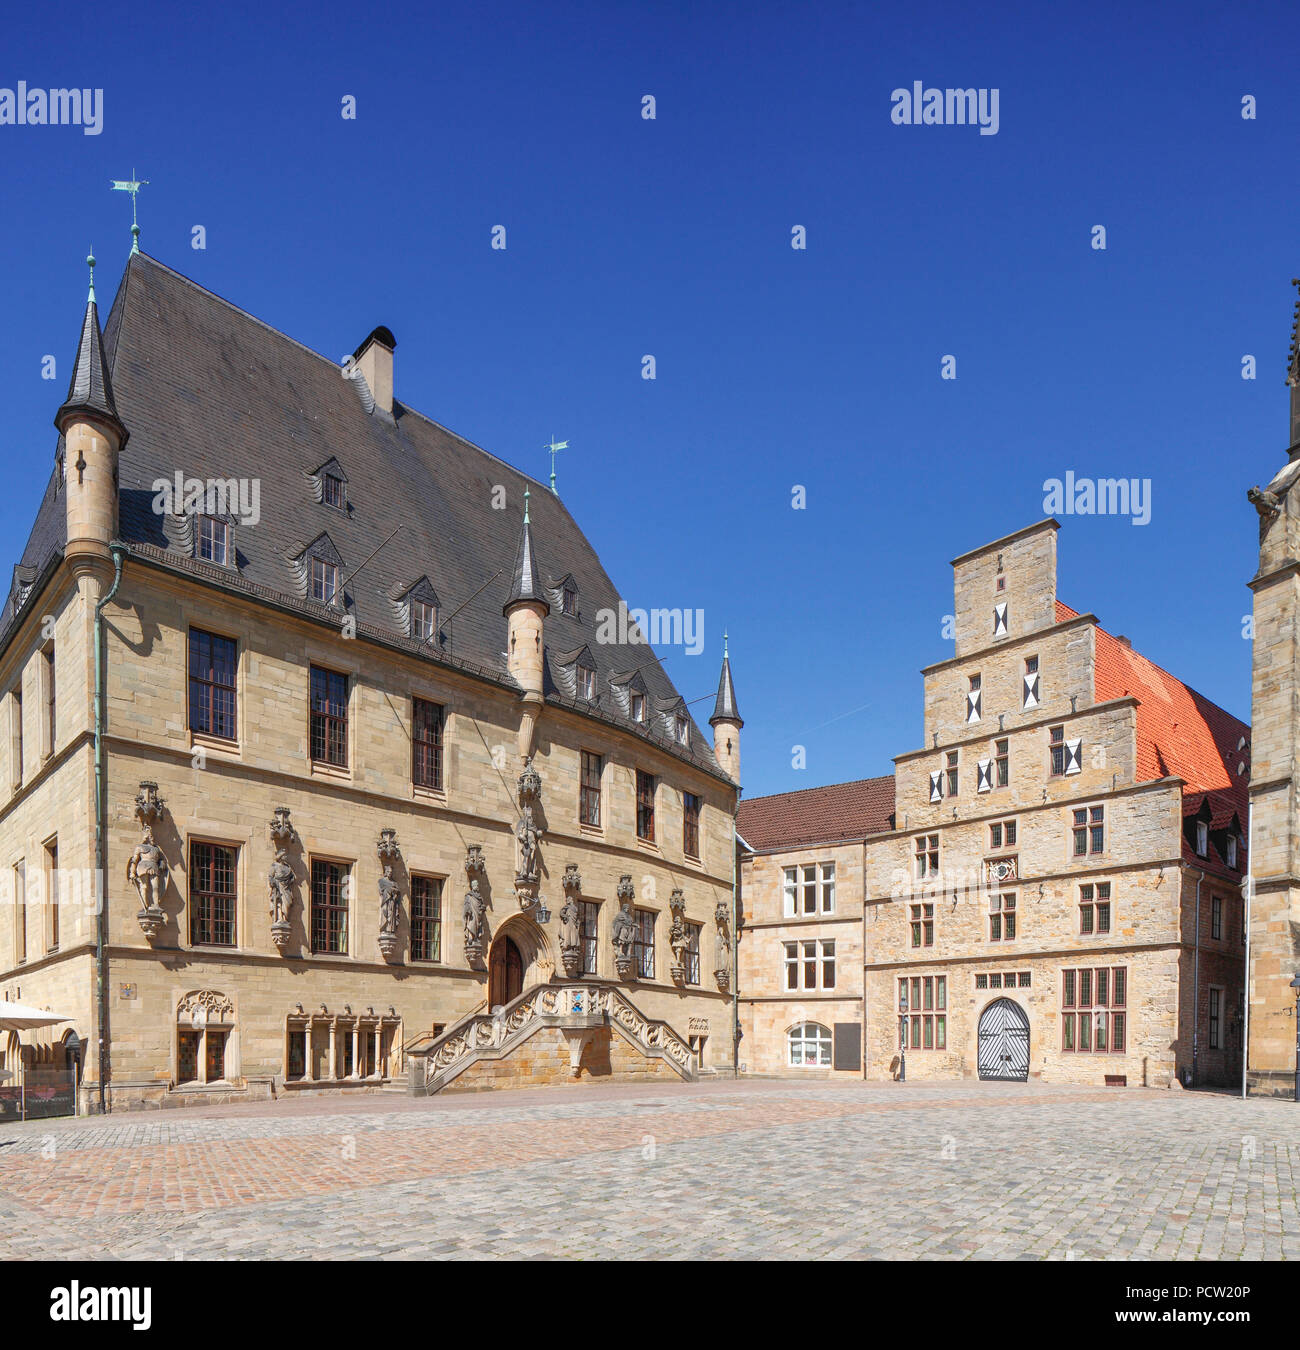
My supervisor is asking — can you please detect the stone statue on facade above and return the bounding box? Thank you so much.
[267,849,295,951]
[128,824,169,940]
[513,759,545,911]
[611,896,636,980]
[463,878,488,960]
[558,862,583,977]
[376,829,401,961]
[668,888,688,984]
[128,826,169,911]
[714,898,732,991]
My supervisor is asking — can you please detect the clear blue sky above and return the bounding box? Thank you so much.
[0,0,1293,798]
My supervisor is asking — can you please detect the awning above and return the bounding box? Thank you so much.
[0,1001,76,1033]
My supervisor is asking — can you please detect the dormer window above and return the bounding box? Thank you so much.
[631,692,646,723]
[562,585,578,617]
[197,516,229,566]
[1226,835,1239,869]
[1196,821,1208,857]
[411,599,436,642]
[322,473,346,510]
[578,664,597,701]
[675,714,690,747]
[311,557,339,604]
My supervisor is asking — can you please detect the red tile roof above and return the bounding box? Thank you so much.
[1056,600,1248,816]
[737,776,895,853]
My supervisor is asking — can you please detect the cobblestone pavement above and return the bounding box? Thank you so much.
[0,1078,1294,1260]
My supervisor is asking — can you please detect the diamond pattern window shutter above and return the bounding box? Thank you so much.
[1023,672,1040,709]
[967,690,982,723]
[1065,738,1083,775]
[993,602,1008,637]
[977,759,993,793]
[929,771,944,803]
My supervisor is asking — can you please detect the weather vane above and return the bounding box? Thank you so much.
[110,171,149,254]
[545,436,568,495]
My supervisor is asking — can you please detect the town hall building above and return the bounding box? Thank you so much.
[0,246,742,1111]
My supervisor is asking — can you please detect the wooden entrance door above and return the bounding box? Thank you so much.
[489,936,524,1009]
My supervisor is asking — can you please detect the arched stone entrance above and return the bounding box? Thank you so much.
[487,914,554,1010]
[977,997,1030,1081]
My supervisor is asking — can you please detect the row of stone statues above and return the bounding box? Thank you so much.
[123,769,732,986]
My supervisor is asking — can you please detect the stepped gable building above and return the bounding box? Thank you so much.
[740,521,1247,1087]
[0,249,740,1111]
[736,777,894,1075]
[1245,276,1300,1096]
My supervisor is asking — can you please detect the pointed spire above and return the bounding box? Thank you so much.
[710,633,742,726]
[54,260,124,441]
[1288,277,1300,446]
[503,488,550,614]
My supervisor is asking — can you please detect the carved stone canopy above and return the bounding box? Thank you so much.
[616,874,636,905]
[134,781,165,826]
[465,844,486,878]
[377,827,400,861]
[562,863,582,895]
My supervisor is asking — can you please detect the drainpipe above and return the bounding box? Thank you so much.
[1188,864,1204,1091]
[93,543,127,1115]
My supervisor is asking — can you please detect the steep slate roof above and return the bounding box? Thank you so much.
[1054,599,1249,821]
[737,776,895,853]
[4,251,726,780]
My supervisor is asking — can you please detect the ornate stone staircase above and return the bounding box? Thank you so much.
[405,983,697,1096]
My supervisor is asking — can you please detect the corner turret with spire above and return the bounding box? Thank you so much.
[504,488,549,763]
[709,632,742,783]
[56,251,125,583]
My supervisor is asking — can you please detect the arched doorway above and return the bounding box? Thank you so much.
[977,998,1030,1081]
[489,935,524,1009]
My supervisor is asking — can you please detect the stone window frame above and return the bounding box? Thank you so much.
[913,832,940,881]
[308,664,350,770]
[783,937,835,990]
[988,891,1017,943]
[1071,803,1105,858]
[409,873,444,963]
[988,817,1017,851]
[1061,965,1127,1054]
[411,697,445,793]
[909,901,934,948]
[682,791,701,860]
[1078,880,1112,935]
[308,856,353,957]
[187,836,240,950]
[945,749,959,797]
[635,770,656,843]
[579,751,603,829]
[787,1021,832,1068]
[684,921,702,985]
[633,907,656,979]
[579,899,600,975]
[39,642,55,762]
[187,626,240,745]
[899,975,947,1050]
[781,861,835,916]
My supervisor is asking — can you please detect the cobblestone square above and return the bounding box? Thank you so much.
[0,1079,1294,1261]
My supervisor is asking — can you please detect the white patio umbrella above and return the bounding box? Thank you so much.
[0,1001,75,1032]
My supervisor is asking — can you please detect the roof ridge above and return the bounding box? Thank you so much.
[740,773,893,804]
